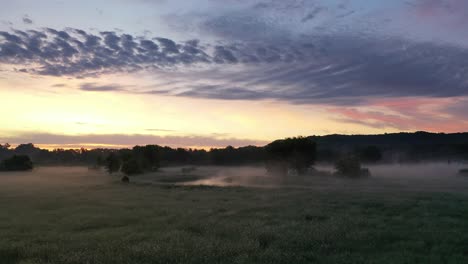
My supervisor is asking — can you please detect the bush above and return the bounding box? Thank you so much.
[0,155,33,171]
[121,175,130,183]
[334,155,370,178]
[121,159,143,176]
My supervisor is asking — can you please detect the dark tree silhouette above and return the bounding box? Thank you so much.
[3,132,468,168]
[265,137,316,176]
[132,145,160,171]
[334,155,370,178]
[0,143,11,160]
[0,155,33,171]
[105,153,121,174]
[121,175,130,183]
[0,143,10,150]
[121,159,143,176]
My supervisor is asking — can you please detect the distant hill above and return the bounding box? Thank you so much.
[309,132,468,148]
[309,132,468,162]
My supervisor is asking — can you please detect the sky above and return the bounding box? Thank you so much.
[1,0,468,149]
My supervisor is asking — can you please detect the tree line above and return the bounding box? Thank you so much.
[2,132,468,175]
[0,143,268,168]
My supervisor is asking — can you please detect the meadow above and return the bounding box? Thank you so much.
[1,165,468,264]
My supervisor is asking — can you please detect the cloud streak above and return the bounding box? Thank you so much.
[22,16,33,25]
[0,132,268,149]
[79,83,126,92]
[331,97,468,132]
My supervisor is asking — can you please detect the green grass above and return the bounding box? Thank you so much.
[1,168,468,263]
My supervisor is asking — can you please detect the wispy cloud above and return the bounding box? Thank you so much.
[79,83,126,92]
[22,15,33,25]
[0,132,268,149]
[330,97,468,132]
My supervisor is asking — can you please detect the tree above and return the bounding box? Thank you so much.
[0,143,12,160]
[14,143,39,155]
[121,159,143,176]
[130,145,160,171]
[265,137,316,176]
[140,145,160,171]
[105,153,121,174]
[334,155,370,178]
[0,143,10,150]
[0,155,33,171]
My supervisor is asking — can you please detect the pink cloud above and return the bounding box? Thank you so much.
[330,108,412,130]
[410,0,468,28]
[330,96,468,133]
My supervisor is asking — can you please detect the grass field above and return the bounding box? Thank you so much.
[1,166,468,263]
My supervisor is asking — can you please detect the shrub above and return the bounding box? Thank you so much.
[0,155,33,171]
[334,155,370,178]
[121,175,130,183]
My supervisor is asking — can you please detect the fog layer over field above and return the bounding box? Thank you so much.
[1,163,468,193]
[0,166,110,191]
[138,162,468,193]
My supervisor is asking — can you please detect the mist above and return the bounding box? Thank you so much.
[0,166,110,192]
[154,162,468,193]
[2,161,468,195]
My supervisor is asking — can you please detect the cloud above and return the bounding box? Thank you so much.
[138,35,468,104]
[0,28,211,77]
[330,97,468,132]
[331,108,412,130]
[1,20,13,26]
[145,128,176,132]
[0,132,268,148]
[155,37,179,54]
[411,0,468,17]
[437,98,468,121]
[22,16,33,25]
[213,46,238,63]
[301,7,325,22]
[200,11,293,42]
[2,27,468,105]
[79,83,126,92]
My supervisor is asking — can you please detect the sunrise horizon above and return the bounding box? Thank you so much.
[2,0,468,148]
[3,130,468,151]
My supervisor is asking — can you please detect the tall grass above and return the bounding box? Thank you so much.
[0,167,468,263]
